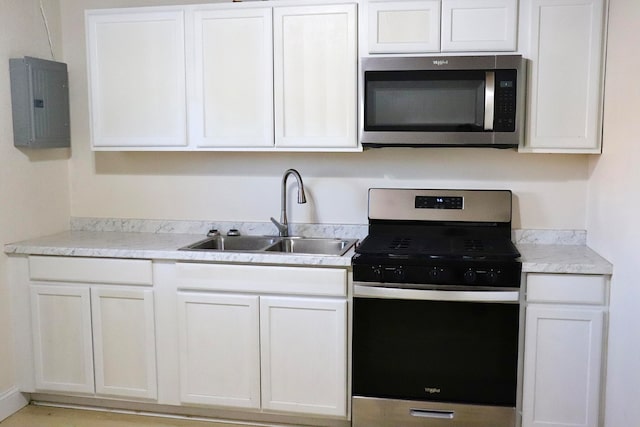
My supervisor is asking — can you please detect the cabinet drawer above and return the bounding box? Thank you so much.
[29,256,153,285]
[176,263,347,296]
[526,274,607,305]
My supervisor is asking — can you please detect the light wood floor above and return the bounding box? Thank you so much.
[0,405,267,427]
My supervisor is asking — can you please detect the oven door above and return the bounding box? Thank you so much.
[352,285,521,427]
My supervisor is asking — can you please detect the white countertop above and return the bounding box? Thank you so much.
[4,228,613,275]
[4,231,356,267]
[518,243,612,274]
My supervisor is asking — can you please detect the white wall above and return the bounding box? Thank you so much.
[586,0,640,425]
[0,0,70,400]
[61,0,593,231]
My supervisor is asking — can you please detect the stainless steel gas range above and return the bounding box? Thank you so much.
[351,188,523,427]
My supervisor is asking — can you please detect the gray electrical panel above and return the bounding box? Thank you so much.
[9,56,70,148]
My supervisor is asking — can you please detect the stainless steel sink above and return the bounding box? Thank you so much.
[180,235,279,252]
[264,237,357,256]
[180,235,357,256]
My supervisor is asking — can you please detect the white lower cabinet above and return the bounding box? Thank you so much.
[31,284,157,399]
[260,296,347,416]
[28,257,157,400]
[175,262,348,418]
[522,274,608,427]
[91,287,157,399]
[30,284,94,394]
[177,292,261,408]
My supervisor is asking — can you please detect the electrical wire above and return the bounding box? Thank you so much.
[39,0,55,60]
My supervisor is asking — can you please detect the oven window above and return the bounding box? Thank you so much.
[364,70,486,132]
[352,297,519,406]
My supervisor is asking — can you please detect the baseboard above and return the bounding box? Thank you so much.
[0,387,29,422]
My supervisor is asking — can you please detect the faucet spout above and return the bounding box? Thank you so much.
[270,169,307,237]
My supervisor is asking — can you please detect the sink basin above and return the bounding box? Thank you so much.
[180,235,357,256]
[180,235,279,252]
[264,237,357,256]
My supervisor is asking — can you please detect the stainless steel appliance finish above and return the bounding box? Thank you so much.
[360,55,526,148]
[368,188,513,223]
[270,168,307,237]
[351,188,522,427]
[353,396,516,427]
[180,235,357,256]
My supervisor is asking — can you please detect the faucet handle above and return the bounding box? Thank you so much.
[270,217,288,237]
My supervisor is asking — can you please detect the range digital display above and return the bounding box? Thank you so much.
[415,196,463,210]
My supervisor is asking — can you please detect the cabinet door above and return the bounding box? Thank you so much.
[30,285,94,394]
[441,0,517,51]
[177,292,260,408]
[520,0,605,152]
[522,305,604,427]
[91,287,157,400]
[86,9,187,149]
[190,7,273,148]
[274,4,357,149]
[260,296,347,416]
[367,0,441,53]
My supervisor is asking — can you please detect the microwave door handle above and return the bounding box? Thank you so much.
[484,71,495,131]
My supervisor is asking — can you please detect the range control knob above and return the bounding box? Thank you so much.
[428,268,440,282]
[463,269,477,284]
[392,267,405,282]
[371,266,383,281]
[487,270,500,284]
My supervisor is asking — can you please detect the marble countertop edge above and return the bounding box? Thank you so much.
[4,228,612,274]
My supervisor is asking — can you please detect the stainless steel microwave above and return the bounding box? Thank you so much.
[360,55,526,148]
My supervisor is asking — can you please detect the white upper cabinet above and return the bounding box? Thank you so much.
[190,7,273,148]
[273,4,358,149]
[441,0,518,51]
[368,0,441,53]
[86,8,187,149]
[519,0,606,153]
[86,3,359,152]
[365,0,517,54]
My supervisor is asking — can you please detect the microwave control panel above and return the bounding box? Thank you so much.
[493,69,518,132]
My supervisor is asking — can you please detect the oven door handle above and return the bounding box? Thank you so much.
[354,285,519,303]
[410,409,455,419]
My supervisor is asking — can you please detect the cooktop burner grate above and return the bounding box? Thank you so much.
[463,239,485,252]
[389,237,412,250]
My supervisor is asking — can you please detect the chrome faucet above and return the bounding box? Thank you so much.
[270,169,307,237]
